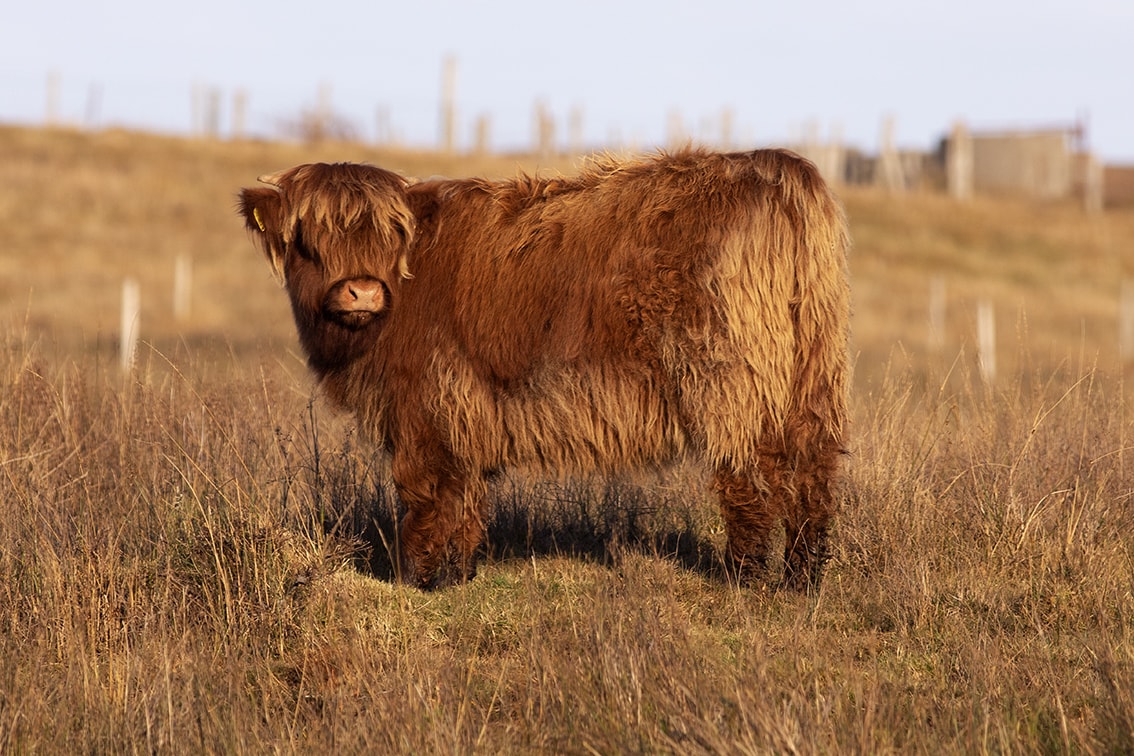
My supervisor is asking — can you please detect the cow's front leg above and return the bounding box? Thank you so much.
[450,475,489,583]
[392,446,486,589]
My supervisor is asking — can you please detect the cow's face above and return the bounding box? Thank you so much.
[241,162,415,338]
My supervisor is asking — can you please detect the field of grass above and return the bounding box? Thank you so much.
[2,125,1133,751]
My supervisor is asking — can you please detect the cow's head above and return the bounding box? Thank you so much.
[240,163,415,370]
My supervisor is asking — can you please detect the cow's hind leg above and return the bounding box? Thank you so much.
[781,439,841,591]
[713,464,780,585]
[393,451,487,589]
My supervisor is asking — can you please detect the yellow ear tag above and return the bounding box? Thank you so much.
[253,207,266,232]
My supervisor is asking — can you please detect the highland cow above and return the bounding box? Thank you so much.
[239,149,850,590]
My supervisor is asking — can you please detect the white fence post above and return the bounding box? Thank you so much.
[46,71,61,126]
[534,100,555,157]
[231,89,247,141]
[440,56,457,154]
[876,115,905,192]
[947,120,974,201]
[173,254,192,322]
[120,278,140,372]
[977,300,996,384]
[473,114,491,156]
[568,105,585,155]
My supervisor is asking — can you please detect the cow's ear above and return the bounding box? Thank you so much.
[239,187,286,281]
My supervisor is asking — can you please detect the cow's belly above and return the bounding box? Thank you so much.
[434,361,686,474]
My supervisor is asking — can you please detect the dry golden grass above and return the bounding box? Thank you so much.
[2,125,1133,752]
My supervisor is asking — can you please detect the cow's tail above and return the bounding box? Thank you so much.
[773,151,851,451]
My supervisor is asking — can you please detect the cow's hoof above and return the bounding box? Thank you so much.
[723,553,769,588]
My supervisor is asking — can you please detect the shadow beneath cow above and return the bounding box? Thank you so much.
[324,475,725,586]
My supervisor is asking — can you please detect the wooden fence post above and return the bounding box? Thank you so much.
[568,106,584,155]
[46,71,61,126]
[948,120,974,201]
[85,84,102,130]
[977,300,996,384]
[375,106,391,145]
[534,101,555,157]
[440,56,457,153]
[473,114,491,155]
[121,278,140,372]
[173,254,192,322]
[231,90,247,140]
[205,88,221,139]
[876,115,905,192]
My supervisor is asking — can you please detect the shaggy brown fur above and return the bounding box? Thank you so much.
[239,149,851,590]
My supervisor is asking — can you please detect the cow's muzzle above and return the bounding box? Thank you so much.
[323,277,388,329]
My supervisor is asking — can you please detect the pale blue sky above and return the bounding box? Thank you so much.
[4,0,1131,160]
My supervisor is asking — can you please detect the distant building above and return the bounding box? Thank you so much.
[942,124,1084,200]
[972,129,1076,198]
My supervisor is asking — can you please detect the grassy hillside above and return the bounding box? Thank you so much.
[1,125,1132,751]
[0,126,581,358]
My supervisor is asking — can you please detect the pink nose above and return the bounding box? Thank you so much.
[346,281,380,307]
[324,278,386,324]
